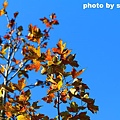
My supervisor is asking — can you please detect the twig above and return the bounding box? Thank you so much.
[57,91,60,120]
[8,60,28,82]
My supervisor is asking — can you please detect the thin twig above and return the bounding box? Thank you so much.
[8,60,28,82]
[57,91,60,120]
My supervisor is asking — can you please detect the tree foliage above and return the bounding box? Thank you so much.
[0,1,98,120]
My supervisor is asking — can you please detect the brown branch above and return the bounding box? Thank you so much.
[57,91,60,120]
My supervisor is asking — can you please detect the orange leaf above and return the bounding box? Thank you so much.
[27,24,42,43]
[18,78,26,90]
[45,49,53,61]
[33,59,41,72]
[5,112,12,118]
[62,49,71,59]
[3,1,8,9]
[52,39,66,54]
[71,68,85,79]
[0,9,5,16]
[12,58,20,64]
[18,94,27,102]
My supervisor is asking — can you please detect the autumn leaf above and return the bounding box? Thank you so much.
[18,94,27,102]
[18,70,29,78]
[57,80,62,90]
[52,39,66,54]
[27,24,43,43]
[7,19,15,28]
[4,34,11,40]
[61,49,71,59]
[0,45,8,55]
[40,17,51,27]
[17,115,31,120]
[45,49,53,61]
[67,101,79,113]
[12,57,20,64]
[28,45,41,59]
[50,13,56,19]
[18,78,26,90]
[71,68,85,79]
[60,89,67,103]
[2,85,14,93]
[32,101,41,109]
[63,54,79,67]
[14,12,19,18]
[5,112,12,118]
[33,59,41,72]
[60,111,72,120]
[41,65,48,74]
[3,1,8,9]
[46,75,57,84]
[0,9,5,16]
[0,65,5,73]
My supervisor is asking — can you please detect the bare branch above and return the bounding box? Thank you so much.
[8,60,28,82]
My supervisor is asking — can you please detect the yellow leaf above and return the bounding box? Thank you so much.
[18,94,27,101]
[57,80,62,90]
[0,9,5,16]
[9,82,16,90]
[70,88,78,95]
[28,45,41,58]
[0,66,5,73]
[3,1,8,9]
[46,75,57,84]
[0,89,3,97]
[17,115,31,120]
[58,39,66,53]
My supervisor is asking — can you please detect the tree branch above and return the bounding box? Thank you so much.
[57,91,60,120]
[8,60,28,82]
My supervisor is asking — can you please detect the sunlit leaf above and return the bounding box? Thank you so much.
[0,9,5,16]
[57,80,62,90]
[52,39,66,54]
[3,1,8,9]
[45,49,53,61]
[18,78,26,90]
[5,112,12,118]
[33,59,41,72]
[17,115,30,120]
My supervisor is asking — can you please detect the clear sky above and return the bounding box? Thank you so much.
[0,0,120,120]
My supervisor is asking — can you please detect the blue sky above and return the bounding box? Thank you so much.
[0,0,120,119]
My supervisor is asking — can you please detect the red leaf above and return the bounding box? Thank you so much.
[71,68,85,79]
